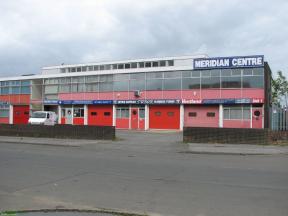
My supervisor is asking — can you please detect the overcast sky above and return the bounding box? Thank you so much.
[0,0,287,78]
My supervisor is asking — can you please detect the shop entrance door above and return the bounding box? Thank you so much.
[65,108,73,125]
[130,108,139,129]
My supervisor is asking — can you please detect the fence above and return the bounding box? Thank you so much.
[271,107,288,131]
[0,124,115,140]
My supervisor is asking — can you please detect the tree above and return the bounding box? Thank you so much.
[272,71,288,107]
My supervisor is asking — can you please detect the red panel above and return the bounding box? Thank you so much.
[99,92,114,100]
[116,118,129,129]
[61,117,66,124]
[13,105,29,124]
[130,108,139,129]
[242,89,264,99]
[73,118,84,125]
[162,91,182,99]
[139,118,145,129]
[146,91,163,99]
[252,107,263,129]
[182,90,201,100]
[149,105,180,129]
[83,92,98,100]
[0,117,9,124]
[223,120,251,128]
[184,105,219,127]
[88,105,113,126]
[115,91,130,100]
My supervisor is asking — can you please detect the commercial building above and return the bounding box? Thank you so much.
[0,54,272,130]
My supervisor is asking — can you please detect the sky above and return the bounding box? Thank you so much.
[0,0,287,78]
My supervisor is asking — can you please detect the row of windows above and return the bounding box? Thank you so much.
[116,107,145,118]
[44,76,263,94]
[188,112,216,117]
[0,86,31,95]
[46,68,264,85]
[60,60,174,74]
[223,106,251,120]
[0,80,31,87]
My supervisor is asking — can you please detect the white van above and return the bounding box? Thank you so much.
[28,111,58,126]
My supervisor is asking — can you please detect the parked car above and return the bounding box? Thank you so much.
[28,111,58,125]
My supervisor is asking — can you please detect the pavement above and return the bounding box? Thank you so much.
[0,130,287,216]
[1,131,288,155]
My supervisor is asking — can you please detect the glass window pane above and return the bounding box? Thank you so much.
[145,62,151,67]
[211,70,221,77]
[88,66,93,71]
[192,71,200,77]
[100,75,113,82]
[223,109,230,119]
[201,77,220,88]
[159,61,166,67]
[139,62,144,68]
[243,108,251,119]
[243,68,253,76]
[242,76,264,88]
[230,108,242,119]
[131,62,137,68]
[182,71,191,78]
[130,80,145,91]
[182,78,200,89]
[253,68,264,76]
[11,87,20,94]
[99,82,113,91]
[21,80,31,86]
[167,60,174,66]
[130,73,145,80]
[221,69,232,76]
[59,85,70,93]
[152,62,159,67]
[146,72,163,79]
[114,81,129,91]
[44,85,58,94]
[163,79,181,90]
[21,86,30,94]
[232,69,242,76]
[201,70,210,77]
[221,77,241,88]
[86,83,99,92]
[86,76,98,83]
[114,74,130,81]
[164,71,181,78]
[146,79,163,90]
[139,108,145,118]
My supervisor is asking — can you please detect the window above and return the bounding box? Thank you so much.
[207,112,215,117]
[118,64,124,69]
[124,64,130,69]
[116,107,129,118]
[91,112,97,116]
[164,71,181,78]
[211,70,221,77]
[253,68,264,76]
[104,112,111,116]
[114,74,129,81]
[86,83,99,92]
[0,105,9,117]
[221,76,241,88]
[152,62,159,67]
[130,73,145,80]
[76,67,81,72]
[242,76,264,88]
[99,65,105,70]
[192,70,201,77]
[201,77,220,88]
[224,106,251,120]
[163,79,181,90]
[44,85,58,94]
[130,80,145,91]
[11,87,20,94]
[188,112,197,117]
[88,66,93,71]
[104,65,111,70]
[231,69,241,76]
[182,78,200,89]
[93,65,99,71]
[146,79,163,90]
[139,108,145,118]
[243,68,253,76]
[114,81,129,91]
[146,72,163,79]
[182,71,192,78]
[201,70,210,77]
[112,64,118,69]
[167,112,174,116]
[167,60,174,66]
[155,111,161,116]
[59,85,70,93]
[131,62,137,68]
[86,76,99,83]
[21,86,30,94]
[221,69,232,76]
[100,75,113,82]
[159,61,166,67]
[99,82,113,92]
[145,62,151,68]
[82,66,87,72]
[74,107,84,117]
[139,62,144,68]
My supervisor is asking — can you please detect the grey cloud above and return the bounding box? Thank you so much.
[0,0,287,77]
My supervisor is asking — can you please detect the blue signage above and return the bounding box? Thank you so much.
[114,99,181,105]
[44,100,58,105]
[203,98,251,104]
[193,55,264,70]
[57,100,113,105]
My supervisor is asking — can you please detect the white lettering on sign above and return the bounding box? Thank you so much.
[194,55,264,69]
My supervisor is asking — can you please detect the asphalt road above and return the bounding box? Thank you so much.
[0,130,287,216]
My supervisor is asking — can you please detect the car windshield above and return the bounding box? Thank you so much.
[31,112,47,118]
